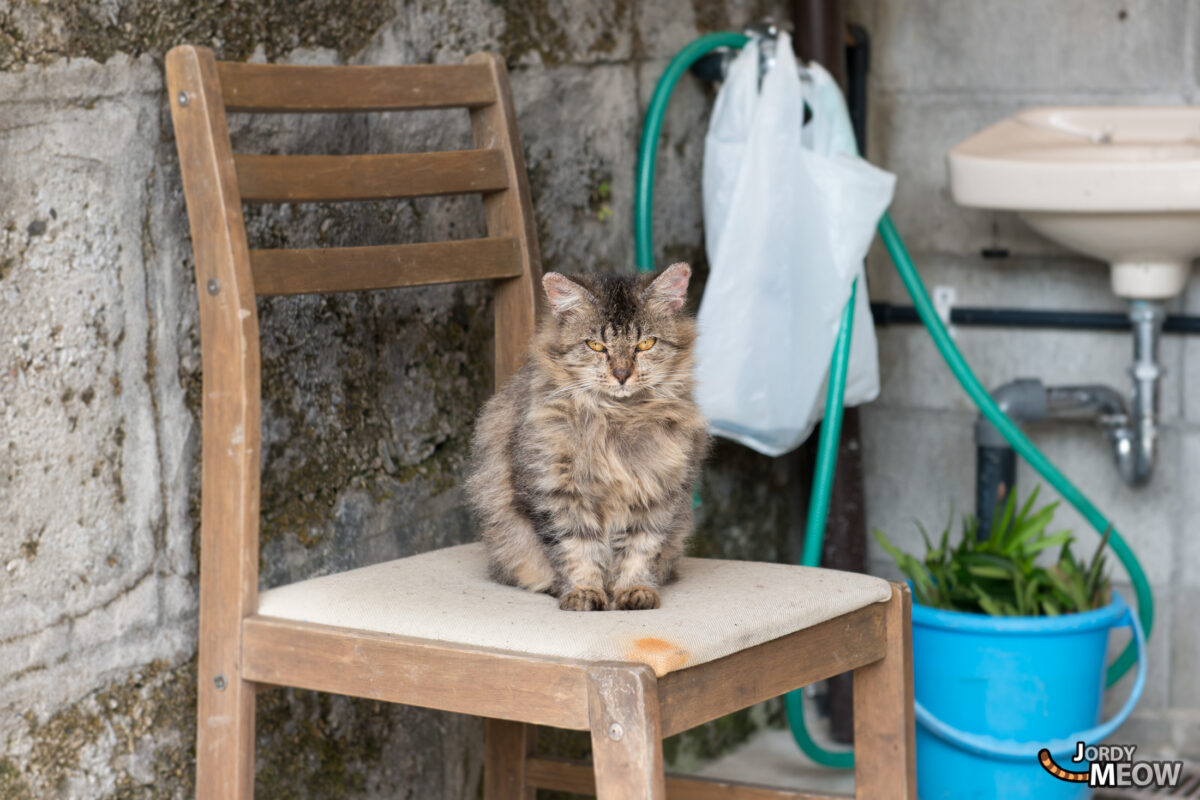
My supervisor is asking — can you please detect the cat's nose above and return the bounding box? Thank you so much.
[612,367,632,384]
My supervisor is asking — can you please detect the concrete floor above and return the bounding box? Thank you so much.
[690,728,856,795]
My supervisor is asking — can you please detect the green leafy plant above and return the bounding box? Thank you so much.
[873,486,1111,616]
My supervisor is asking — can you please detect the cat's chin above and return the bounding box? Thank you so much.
[604,384,642,400]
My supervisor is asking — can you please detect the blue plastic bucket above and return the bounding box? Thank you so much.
[912,593,1146,800]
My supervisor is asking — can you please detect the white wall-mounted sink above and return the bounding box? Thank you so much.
[948,107,1200,299]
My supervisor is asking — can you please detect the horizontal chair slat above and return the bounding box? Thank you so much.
[217,62,497,112]
[235,150,509,203]
[241,617,591,730]
[656,603,887,737]
[249,237,522,296]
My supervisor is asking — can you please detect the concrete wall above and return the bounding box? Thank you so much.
[851,0,1200,758]
[0,2,799,797]
[9,1,1191,794]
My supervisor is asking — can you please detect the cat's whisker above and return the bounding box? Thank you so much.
[546,379,594,399]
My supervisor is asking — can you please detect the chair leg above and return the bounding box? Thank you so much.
[484,719,536,800]
[852,583,917,800]
[195,671,255,799]
[587,664,666,800]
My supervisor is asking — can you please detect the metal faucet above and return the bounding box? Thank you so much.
[689,18,799,86]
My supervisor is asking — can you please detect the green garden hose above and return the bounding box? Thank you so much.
[785,281,859,769]
[636,32,750,271]
[635,32,1153,770]
[878,214,1154,687]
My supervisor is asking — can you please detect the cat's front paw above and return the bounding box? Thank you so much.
[614,585,660,610]
[559,587,609,612]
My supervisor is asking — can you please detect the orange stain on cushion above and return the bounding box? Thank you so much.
[629,637,690,676]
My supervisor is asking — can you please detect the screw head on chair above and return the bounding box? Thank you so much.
[607,722,623,741]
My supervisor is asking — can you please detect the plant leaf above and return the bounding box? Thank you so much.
[870,485,1106,616]
[991,489,1017,547]
[1024,529,1074,555]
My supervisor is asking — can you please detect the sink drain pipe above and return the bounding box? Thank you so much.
[975,378,1144,538]
[636,32,1154,768]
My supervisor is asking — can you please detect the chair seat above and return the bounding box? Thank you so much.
[257,543,892,676]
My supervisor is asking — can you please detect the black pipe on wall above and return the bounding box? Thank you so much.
[871,302,1200,334]
[976,446,1017,539]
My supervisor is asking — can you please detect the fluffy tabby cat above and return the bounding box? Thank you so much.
[466,263,708,611]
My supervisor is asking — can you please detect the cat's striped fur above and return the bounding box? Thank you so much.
[466,264,709,611]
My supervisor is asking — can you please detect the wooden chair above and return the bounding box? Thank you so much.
[165,45,916,800]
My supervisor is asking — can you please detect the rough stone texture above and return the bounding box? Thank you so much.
[0,1,401,67]
[0,2,808,797]
[870,0,1191,94]
[857,0,1200,755]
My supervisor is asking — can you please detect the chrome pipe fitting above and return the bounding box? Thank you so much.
[975,300,1164,489]
[1105,300,1163,487]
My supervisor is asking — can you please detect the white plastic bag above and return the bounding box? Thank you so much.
[696,33,895,456]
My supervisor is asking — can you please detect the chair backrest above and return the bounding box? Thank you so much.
[164,46,541,664]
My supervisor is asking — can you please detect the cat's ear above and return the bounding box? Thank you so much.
[542,273,596,319]
[642,262,691,314]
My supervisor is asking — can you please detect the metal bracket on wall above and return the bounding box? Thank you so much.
[932,285,957,339]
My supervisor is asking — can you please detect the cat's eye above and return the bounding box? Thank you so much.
[636,337,657,351]
[586,340,607,352]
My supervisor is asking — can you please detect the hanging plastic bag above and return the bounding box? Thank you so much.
[696,33,895,456]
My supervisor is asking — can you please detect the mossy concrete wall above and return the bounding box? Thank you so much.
[0,2,800,796]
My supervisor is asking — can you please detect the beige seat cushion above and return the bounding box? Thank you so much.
[257,543,892,676]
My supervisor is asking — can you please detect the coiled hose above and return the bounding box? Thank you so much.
[635,33,1153,769]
